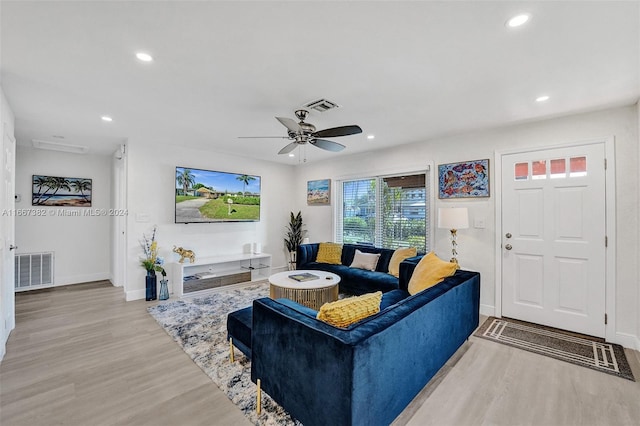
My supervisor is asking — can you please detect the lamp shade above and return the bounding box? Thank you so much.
[438,207,469,230]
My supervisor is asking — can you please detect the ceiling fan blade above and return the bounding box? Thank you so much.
[278,142,299,155]
[313,125,362,138]
[238,136,289,139]
[310,139,345,152]
[276,117,301,133]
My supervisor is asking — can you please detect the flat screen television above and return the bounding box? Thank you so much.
[175,166,261,223]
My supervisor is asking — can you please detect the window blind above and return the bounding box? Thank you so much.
[336,170,430,252]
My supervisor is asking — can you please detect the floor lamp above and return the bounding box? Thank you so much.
[438,207,469,264]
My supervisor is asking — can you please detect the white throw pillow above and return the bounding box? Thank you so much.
[349,249,381,271]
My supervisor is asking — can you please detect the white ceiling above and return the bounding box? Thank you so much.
[1,1,638,164]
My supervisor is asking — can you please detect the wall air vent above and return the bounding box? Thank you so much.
[32,139,89,154]
[15,252,54,291]
[303,99,340,113]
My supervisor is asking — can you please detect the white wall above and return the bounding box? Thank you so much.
[123,141,296,301]
[15,147,112,285]
[0,86,16,361]
[294,105,639,349]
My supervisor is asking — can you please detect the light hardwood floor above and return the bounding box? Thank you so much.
[0,281,250,426]
[2,282,640,426]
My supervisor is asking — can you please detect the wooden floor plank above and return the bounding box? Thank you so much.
[1,281,251,426]
[2,284,640,426]
[404,320,640,426]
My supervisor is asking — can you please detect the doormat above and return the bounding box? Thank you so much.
[475,317,635,381]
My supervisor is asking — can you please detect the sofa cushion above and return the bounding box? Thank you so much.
[304,262,399,295]
[226,306,253,358]
[388,247,418,277]
[408,251,458,295]
[316,242,342,264]
[316,291,382,327]
[349,249,381,271]
[380,289,410,310]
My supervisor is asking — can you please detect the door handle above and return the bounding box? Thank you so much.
[9,245,18,251]
[505,244,512,251]
[505,233,512,239]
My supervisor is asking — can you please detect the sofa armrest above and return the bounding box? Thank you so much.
[398,255,423,291]
[296,243,319,268]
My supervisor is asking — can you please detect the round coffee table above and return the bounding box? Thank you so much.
[269,270,340,310]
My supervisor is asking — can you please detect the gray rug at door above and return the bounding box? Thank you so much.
[475,317,635,381]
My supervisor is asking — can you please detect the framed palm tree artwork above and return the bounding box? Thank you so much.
[32,175,92,206]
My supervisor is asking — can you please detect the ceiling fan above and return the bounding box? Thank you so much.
[239,109,362,155]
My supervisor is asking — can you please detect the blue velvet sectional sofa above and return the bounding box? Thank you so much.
[297,243,404,295]
[250,257,481,426]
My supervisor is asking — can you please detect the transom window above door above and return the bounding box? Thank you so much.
[514,156,587,181]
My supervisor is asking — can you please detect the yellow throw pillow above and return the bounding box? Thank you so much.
[387,247,418,277]
[407,252,458,295]
[316,242,343,265]
[317,291,382,328]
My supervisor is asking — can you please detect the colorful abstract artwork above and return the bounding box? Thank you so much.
[438,159,489,199]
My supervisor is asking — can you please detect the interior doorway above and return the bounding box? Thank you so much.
[1,129,16,353]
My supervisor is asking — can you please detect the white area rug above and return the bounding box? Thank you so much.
[147,282,302,425]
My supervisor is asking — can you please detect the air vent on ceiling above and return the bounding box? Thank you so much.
[32,139,89,154]
[303,98,340,113]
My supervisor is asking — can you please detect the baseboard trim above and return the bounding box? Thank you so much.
[480,304,494,318]
[126,289,146,302]
[57,272,110,286]
[613,332,640,351]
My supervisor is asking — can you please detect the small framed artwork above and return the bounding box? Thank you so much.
[307,179,331,205]
[438,159,489,199]
[32,175,92,206]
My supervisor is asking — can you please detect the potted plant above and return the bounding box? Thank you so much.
[284,211,306,270]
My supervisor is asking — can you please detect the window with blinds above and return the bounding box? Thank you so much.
[336,171,429,253]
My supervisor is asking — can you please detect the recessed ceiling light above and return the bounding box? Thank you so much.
[506,14,530,28]
[367,135,375,140]
[536,95,550,102]
[288,153,295,157]
[136,52,153,62]
[101,116,113,122]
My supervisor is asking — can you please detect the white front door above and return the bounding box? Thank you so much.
[501,143,606,337]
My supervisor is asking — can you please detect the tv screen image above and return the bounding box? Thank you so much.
[175,166,261,223]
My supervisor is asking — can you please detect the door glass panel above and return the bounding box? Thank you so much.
[532,160,547,180]
[570,156,587,177]
[515,162,528,180]
[550,158,566,179]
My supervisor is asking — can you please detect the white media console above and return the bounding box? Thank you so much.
[170,252,272,297]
